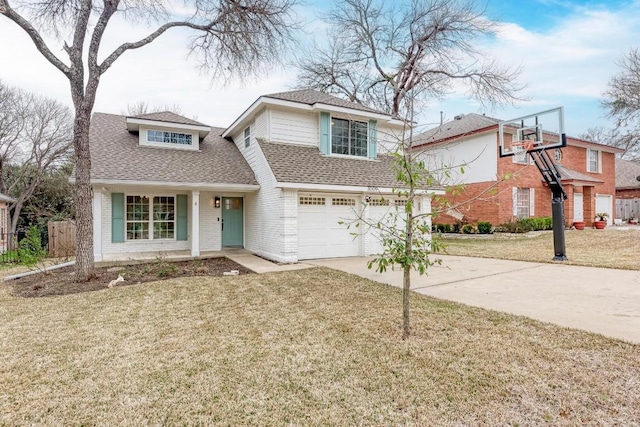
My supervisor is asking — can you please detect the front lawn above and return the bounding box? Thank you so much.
[441,228,640,270]
[1,268,638,425]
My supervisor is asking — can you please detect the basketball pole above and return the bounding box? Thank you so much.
[551,186,568,261]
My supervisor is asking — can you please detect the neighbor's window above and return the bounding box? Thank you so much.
[587,148,600,173]
[147,130,192,146]
[515,188,530,219]
[244,126,251,148]
[126,195,175,240]
[331,118,367,157]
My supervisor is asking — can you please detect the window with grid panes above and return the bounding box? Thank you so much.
[331,118,368,157]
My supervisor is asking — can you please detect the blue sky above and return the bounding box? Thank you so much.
[0,0,638,137]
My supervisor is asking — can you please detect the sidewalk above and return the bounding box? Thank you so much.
[309,255,640,344]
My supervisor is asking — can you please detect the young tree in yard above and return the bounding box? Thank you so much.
[299,0,523,338]
[0,81,73,233]
[296,0,524,117]
[0,0,299,281]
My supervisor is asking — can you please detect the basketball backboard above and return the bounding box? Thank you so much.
[499,107,566,157]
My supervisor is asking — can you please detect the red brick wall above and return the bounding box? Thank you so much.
[617,188,640,199]
[432,134,618,228]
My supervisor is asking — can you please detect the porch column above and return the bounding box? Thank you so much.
[583,186,595,227]
[191,191,200,257]
[92,188,102,262]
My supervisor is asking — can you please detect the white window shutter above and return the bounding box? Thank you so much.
[529,188,535,216]
[512,187,518,216]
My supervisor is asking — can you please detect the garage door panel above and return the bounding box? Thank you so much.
[595,195,613,225]
[298,195,361,260]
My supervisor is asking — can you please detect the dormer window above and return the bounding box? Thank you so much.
[147,130,193,146]
[331,118,368,157]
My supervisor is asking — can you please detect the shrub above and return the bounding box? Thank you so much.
[477,221,492,234]
[18,226,47,267]
[496,216,553,233]
[462,224,475,234]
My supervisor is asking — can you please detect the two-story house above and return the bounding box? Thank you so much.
[89,89,440,262]
[415,113,622,228]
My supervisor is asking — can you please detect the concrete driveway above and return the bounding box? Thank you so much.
[310,255,640,344]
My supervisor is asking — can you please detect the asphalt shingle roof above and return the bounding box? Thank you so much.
[555,164,603,184]
[132,111,207,127]
[616,158,640,189]
[414,113,499,145]
[264,89,387,116]
[90,113,257,186]
[259,139,414,188]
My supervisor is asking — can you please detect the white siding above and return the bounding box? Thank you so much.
[376,123,404,155]
[233,126,292,262]
[270,108,318,146]
[253,108,269,140]
[418,133,498,185]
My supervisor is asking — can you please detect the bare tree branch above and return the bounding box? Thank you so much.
[0,0,71,76]
[296,0,525,116]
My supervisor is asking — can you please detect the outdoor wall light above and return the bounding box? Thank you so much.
[214,196,221,208]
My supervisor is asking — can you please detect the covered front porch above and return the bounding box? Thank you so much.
[92,183,259,262]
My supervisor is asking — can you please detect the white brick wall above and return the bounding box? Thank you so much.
[233,120,292,262]
[199,191,221,252]
[98,185,191,259]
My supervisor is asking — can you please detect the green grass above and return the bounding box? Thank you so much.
[1,268,639,425]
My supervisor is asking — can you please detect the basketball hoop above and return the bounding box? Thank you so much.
[512,140,535,158]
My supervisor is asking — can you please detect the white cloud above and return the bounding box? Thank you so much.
[1,1,639,136]
[431,2,640,135]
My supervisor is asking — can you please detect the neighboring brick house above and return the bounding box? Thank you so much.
[615,158,640,221]
[415,113,622,227]
[87,90,442,262]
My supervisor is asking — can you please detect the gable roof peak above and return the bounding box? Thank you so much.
[131,111,208,127]
[263,88,388,116]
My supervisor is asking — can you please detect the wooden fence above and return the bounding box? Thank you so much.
[48,220,76,258]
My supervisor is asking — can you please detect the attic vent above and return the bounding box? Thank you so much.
[454,114,465,120]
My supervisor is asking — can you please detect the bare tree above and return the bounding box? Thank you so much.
[296,0,524,117]
[0,0,299,281]
[600,48,640,160]
[123,102,185,116]
[603,48,640,126]
[581,126,640,161]
[0,81,73,233]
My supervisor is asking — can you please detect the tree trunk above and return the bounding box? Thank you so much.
[73,110,95,282]
[402,264,411,339]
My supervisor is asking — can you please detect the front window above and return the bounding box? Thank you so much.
[147,130,192,146]
[331,118,368,157]
[126,195,175,240]
[587,149,600,173]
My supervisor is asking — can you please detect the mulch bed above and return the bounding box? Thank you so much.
[7,257,254,298]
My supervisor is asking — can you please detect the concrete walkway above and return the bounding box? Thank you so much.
[224,249,313,274]
[310,255,640,344]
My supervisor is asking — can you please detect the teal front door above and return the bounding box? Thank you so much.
[222,197,243,247]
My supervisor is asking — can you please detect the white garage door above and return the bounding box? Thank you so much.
[298,194,361,259]
[595,194,613,225]
[366,198,405,255]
